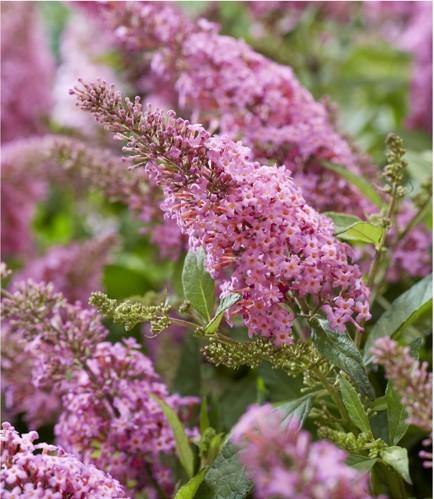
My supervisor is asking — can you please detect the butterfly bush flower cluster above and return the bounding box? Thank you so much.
[0,422,127,498]
[1,135,184,259]
[12,233,117,303]
[1,279,198,496]
[73,80,371,344]
[371,337,432,434]
[102,1,368,217]
[1,2,54,143]
[365,1,432,133]
[232,404,374,499]
[97,1,431,280]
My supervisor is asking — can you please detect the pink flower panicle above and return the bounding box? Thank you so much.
[12,234,118,303]
[1,136,184,260]
[0,422,127,498]
[365,1,432,133]
[1,2,54,143]
[72,80,371,344]
[1,280,198,495]
[232,404,374,499]
[96,1,431,279]
[55,339,198,497]
[371,337,432,434]
[99,1,370,217]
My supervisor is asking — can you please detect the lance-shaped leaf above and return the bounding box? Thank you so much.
[275,395,312,428]
[386,383,408,445]
[151,395,195,478]
[205,293,241,335]
[380,446,412,484]
[175,469,207,499]
[326,212,384,245]
[182,248,215,322]
[339,376,371,433]
[312,320,374,399]
[364,275,432,363]
[321,161,384,208]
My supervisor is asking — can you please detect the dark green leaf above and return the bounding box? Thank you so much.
[386,383,408,445]
[198,441,252,499]
[175,469,207,499]
[182,248,215,322]
[151,395,195,478]
[172,335,202,396]
[312,320,374,399]
[321,161,384,208]
[205,293,241,335]
[339,377,371,433]
[259,365,303,402]
[347,454,378,472]
[364,275,432,363]
[276,395,312,427]
[380,446,412,484]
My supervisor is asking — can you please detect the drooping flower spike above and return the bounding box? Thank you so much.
[97,1,431,281]
[72,79,371,344]
[1,279,198,496]
[0,422,127,498]
[232,404,375,499]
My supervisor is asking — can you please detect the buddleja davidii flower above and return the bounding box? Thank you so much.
[364,1,432,133]
[0,422,127,498]
[73,80,370,344]
[12,233,118,304]
[1,136,184,260]
[2,280,199,495]
[55,339,198,497]
[1,2,54,143]
[2,279,107,391]
[232,404,375,499]
[97,2,372,218]
[371,337,432,434]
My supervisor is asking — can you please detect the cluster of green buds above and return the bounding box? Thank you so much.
[383,133,407,199]
[202,336,325,379]
[317,427,386,459]
[89,291,172,334]
[413,176,432,209]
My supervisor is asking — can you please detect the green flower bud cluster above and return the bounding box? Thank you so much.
[202,336,323,378]
[383,133,407,197]
[413,176,432,210]
[89,291,172,333]
[318,427,386,459]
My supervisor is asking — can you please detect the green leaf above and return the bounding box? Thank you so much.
[380,446,412,484]
[347,454,378,472]
[151,395,195,478]
[175,469,207,499]
[386,383,408,445]
[182,248,215,322]
[172,335,202,396]
[205,293,241,335]
[198,441,252,499]
[321,161,384,208]
[325,212,384,245]
[364,275,432,363]
[339,376,371,433]
[312,320,374,399]
[276,396,312,428]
